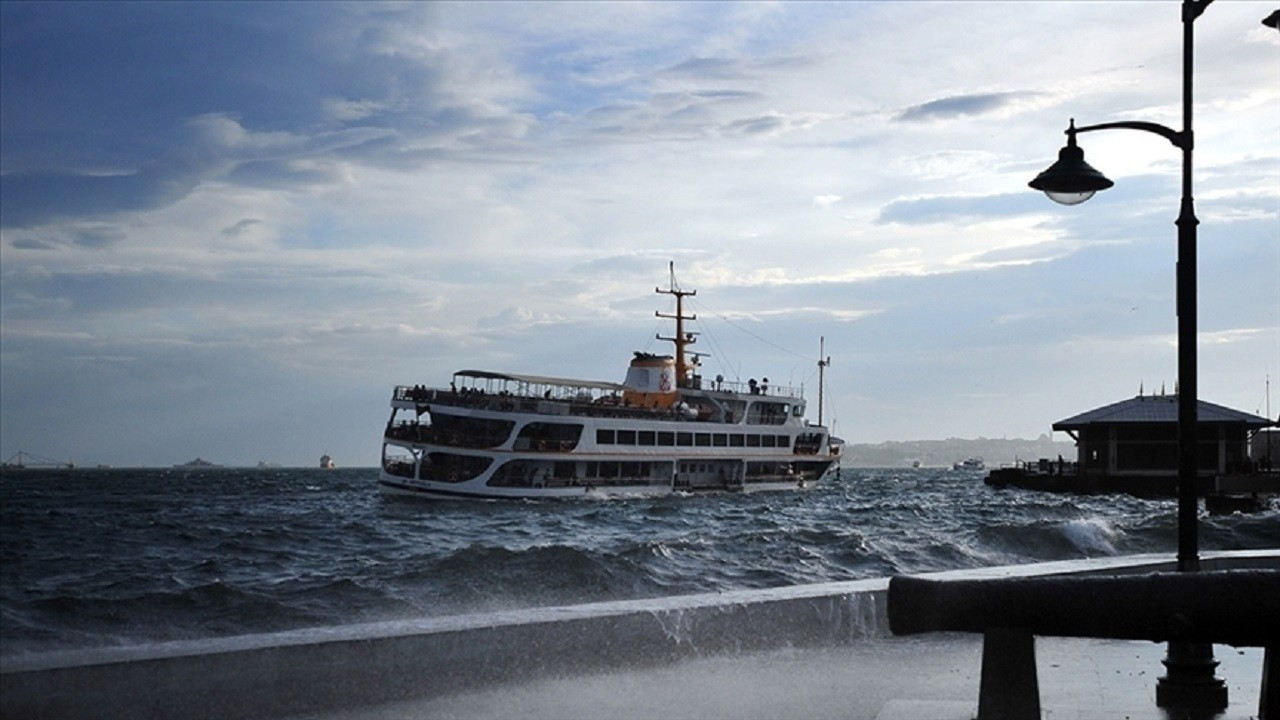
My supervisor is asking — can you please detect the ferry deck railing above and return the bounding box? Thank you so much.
[391,385,804,426]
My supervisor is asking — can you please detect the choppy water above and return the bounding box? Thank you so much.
[2,466,1276,657]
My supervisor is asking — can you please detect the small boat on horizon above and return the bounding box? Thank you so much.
[378,266,843,500]
[320,454,336,469]
[953,457,985,471]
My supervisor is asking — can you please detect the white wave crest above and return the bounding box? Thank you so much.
[1060,517,1122,555]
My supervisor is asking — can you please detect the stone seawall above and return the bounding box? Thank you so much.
[3,551,1275,720]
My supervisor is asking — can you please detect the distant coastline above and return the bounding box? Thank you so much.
[841,435,1075,469]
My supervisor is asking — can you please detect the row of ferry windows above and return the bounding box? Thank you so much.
[596,429,791,449]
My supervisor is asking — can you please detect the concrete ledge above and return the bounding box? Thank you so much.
[3,550,1277,720]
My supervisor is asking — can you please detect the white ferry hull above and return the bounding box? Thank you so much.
[377,476,674,501]
[377,469,831,501]
[379,388,842,502]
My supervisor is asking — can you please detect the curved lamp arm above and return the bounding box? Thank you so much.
[1069,120,1190,151]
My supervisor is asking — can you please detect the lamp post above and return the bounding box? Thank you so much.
[1028,0,1230,710]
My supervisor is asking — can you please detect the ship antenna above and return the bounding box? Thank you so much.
[817,336,830,426]
[655,261,697,388]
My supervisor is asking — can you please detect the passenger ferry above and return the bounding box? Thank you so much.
[379,270,844,500]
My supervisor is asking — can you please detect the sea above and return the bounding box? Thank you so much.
[2,466,1277,659]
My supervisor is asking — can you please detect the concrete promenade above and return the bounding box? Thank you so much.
[3,550,1276,720]
[294,636,1266,720]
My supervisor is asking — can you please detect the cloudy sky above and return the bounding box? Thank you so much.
[2,2,1277,468]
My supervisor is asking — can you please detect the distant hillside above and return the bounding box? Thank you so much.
[841,435,1076,468]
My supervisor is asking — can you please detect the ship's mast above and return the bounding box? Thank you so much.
[817,337,830,426]
[655,262,697,388]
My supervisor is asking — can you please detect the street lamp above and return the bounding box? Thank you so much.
[1030,0,1206,574]
[1027,120,1112,205]
[1029,0,1230,711]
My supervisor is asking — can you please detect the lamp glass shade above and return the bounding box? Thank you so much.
[1044,189,1096,206]
[1029,141,1114,201]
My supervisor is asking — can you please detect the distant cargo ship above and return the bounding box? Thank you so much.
[320,454,336,469]
[175,458,220,468]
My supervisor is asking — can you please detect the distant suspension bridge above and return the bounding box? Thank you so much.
[2,451,77,470]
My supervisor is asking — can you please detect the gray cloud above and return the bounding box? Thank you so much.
[9,238,59,251]
[965,240,1079,266]
[220,219,263,237]
[577,88,819,144]
[71,226,127,249]
[663,57,750,80]
[0,265,391,323]
[5,225,126,251]
[0,113,414,229]
[896,92,1041,122]
[0,3,534,229]
[724,115,788,135]
[876,193,1045,224]
[1,168,203,229]
[0,115,239,229]
[661,54,815,81]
